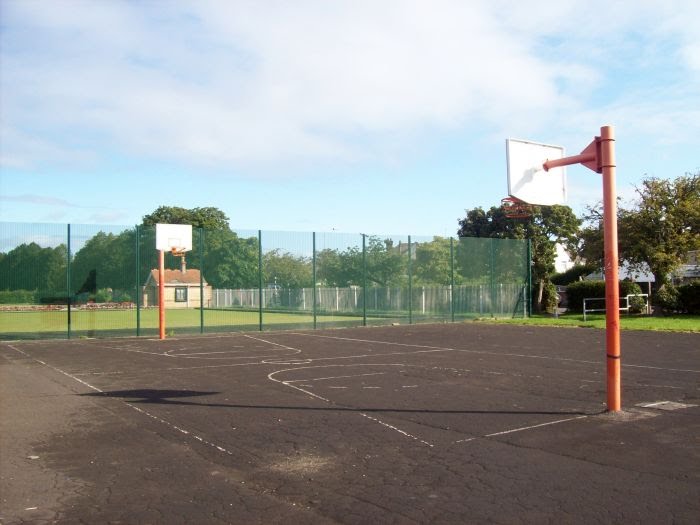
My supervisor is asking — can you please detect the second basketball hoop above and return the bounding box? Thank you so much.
[156,223,193,254]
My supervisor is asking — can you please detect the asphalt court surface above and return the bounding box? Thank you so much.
[1,323,699,524]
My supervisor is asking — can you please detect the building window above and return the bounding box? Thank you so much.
[175,287,187,302]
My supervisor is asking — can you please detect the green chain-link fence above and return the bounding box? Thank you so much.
[0,223,530,339]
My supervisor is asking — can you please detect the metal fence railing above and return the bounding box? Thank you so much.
[0,223,531,339]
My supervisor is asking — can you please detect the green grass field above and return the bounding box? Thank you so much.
[477,313,700,332]
[1,307,698,338]
[0,307,372,338]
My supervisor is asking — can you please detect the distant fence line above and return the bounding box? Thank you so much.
[0,222,531,339]
[211,284,528,317]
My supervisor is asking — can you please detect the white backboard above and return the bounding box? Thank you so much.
[155,223,192,251]
[506,138,567,205]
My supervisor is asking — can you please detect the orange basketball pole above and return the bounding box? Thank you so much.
[158,249,166,340]
[600,126,620,411]
[544,125,620,412]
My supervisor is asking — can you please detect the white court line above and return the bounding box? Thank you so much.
[6,344,237,457]
[168,350,247,356]
[242,333,302,352]
[484,416,588,437]
[285,372,386,383]
[622,363,700,374]
[452,415,588,445]
[267,364,434,445]
[360,413,433,447]
[288,332,700,374]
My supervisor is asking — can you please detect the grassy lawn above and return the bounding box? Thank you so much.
[0,307,369,337]
[2,307,698,338]
[475,313,700,332]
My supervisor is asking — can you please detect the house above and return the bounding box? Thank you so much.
[585,262,655,295]
[677,250,700,283]
[583,250,700,290]
[142,258,212,308]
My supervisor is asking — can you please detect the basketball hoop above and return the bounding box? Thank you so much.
[501,196,534,219]
[170,246,187,257]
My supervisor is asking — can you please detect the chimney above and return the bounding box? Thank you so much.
[180,255,186,273]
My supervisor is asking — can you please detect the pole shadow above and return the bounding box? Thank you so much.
[81,389,600,416]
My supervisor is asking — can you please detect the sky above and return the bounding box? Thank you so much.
[1,0,699,238]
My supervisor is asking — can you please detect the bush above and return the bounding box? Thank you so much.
[0,289,36,304]
[566,280,643,312]
[677,281,700,314]
[541,281,559,314]
[112,290,132,303]
[94,288,113,303]
[551,264,597,286]
[654,285,679,313]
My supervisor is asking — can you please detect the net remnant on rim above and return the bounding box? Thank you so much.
[501,196,533,219]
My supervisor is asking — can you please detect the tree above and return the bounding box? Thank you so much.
[579,173,700,287]
[0,242,67,293]
[315,236,406,288]
[138,206,261,289]
[70,230,137,299]
[620,174,700,286]
[142,206,230,230]
[457,204,580,311]
[263,250,312,289]
[197,229,259,289]
[413,237,453,285]
[365,237,405,287]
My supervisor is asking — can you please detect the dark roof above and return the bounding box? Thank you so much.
[148,269,206,285]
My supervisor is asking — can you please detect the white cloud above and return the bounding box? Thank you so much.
[0,194,77,207]
[1,0,698,172]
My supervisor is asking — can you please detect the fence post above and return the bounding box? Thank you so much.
[199,228,204,334]
[312,232,317,329]
[450,237,455,322]
[527,239,532,317]
[135,224,140,336]
[258,230,263,331]
[67,223,72,339]
[408,235,412,324]
[489,238,495,317]
[362,234,367,326]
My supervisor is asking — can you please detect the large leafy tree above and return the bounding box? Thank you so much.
[413,237,453,285]
[579,173,700,287]
[142,206,230,230]
[263,250,312,289]
[457,204,580,310]
[0,242,67,292]
[621,174,699,286]
[316,237,405,287]
[140,205,263,288]
[70,230,137,299]
[199,229,259,289]
[64,206,260,292]
[366,237,405,287]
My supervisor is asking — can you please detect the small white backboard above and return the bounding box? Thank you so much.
[155,223,192,252]
[506,138,567,206]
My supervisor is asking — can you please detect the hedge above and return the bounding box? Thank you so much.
[551,264,597,286]
[565,280,643,313]
[677,282,700,314]
[0,290,36,304]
